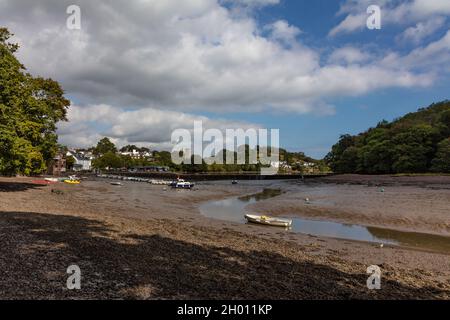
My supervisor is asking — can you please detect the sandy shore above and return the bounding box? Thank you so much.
[0,176,449,299]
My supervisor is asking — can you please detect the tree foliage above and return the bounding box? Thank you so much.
[93,137,117,156]
[0,28,69,175]
[326,101,450,174]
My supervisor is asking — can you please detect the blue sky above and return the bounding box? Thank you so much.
[206,0,450,157]
[1,0,450,158]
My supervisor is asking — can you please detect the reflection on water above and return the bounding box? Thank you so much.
[367,227,450,253]
[199,190,450,254]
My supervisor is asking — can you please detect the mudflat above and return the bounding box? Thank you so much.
[250,174,450,235]
[0,176,449,299]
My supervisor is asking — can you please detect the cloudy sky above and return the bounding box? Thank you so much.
[1,0,450,158]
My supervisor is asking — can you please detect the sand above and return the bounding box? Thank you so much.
[0,176,449,299]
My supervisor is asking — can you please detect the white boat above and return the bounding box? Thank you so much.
[170,179,195,189]
[111,182,123,186]
[44,178,59,183]
[245,214,293,228]
[175,181,195,189]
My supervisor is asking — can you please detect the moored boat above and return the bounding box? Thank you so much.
[170,178,195,189]
[32,180,54,185]
[244,214,292,228]
[64,180,81,185]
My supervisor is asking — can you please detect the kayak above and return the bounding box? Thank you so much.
[245,214,293,228]
[64,180,81,185]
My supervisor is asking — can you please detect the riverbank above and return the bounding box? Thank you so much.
[0,176,449,299]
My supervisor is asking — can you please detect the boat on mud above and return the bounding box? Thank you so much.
[64,180,81,185]
[245,214,293,228]
[64,175,81,184]
[169,178,195,189]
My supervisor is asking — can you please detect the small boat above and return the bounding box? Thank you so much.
[44,178,59,183]
[64,180,81,185]
[245,214,293,228]
[32,180,53,185]
[175,181,195,189]
[111,182,123,186]
[170,178,195,189]
[232,180,238,185]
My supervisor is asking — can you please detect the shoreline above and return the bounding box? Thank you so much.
[0,176,449,299]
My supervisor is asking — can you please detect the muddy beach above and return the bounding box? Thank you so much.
[0,175,449,299]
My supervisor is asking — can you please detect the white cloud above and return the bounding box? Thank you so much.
[223,0,280,8]
[330,0,450,37]
[384,29,450,72]
[328,46,372,64]
[329,13,367,37]
[265,20,302,44]
[0,0,446,147]
[57,104,262,149]
[1,0,432,113]
[398,17,446,43]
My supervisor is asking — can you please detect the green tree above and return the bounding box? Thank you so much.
[326,101,450,174]
[93,137,117,156]
[66,155,76,170]
[431,138,450,173]
[93,151,123,170]
[325,135,357,173]
[0,28,69,175]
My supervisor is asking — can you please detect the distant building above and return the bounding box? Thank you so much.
[120,149,153,160]
[270,161,291,170]
[49,153,67,176]
[67,150,93,171]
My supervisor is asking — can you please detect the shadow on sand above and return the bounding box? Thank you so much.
[0,181,46,192]
[0,211,448,300]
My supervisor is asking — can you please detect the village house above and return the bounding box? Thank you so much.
[49,152,67,176]
[67,150,94,171]
[119,149,153,160]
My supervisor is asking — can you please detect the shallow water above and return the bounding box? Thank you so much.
[199,189,450,253]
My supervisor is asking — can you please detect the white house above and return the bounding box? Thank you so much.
[119,149,153,159]
[67,151,93,171]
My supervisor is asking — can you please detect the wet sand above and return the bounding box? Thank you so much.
[0,176,449,299]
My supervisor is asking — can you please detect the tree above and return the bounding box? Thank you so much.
[431,139,450,173]
[0,28,69,175]
[325,135,357,173]
[93,137,117,156]
[93,151,123,170]
[326,101,450,174]
[66,155,76,170]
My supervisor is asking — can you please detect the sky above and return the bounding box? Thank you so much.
[1,0,450,158]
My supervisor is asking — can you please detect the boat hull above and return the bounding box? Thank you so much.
[245,214,292,228]
[64,180,81,185]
